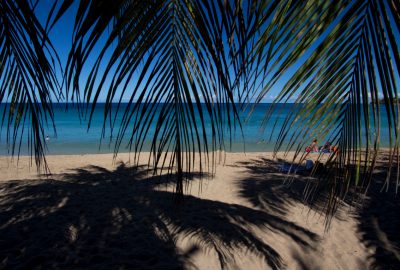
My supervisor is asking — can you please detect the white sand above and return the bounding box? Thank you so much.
[0,152,374,269]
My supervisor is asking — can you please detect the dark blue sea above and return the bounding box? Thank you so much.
[0,103,392,155]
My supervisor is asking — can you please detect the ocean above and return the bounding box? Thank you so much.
[0,103,392,155]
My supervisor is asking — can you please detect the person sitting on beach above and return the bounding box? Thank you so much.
[305,139,318,153]
[319,141,331,153]
[331,145,339,153]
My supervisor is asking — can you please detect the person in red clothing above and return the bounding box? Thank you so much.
[305,139,318,153]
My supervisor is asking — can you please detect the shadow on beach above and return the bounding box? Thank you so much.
[355,153,400,269]
[234,158,332,217]
[235,156,400,269]
[356,180,400,269]
[0,162,318,270]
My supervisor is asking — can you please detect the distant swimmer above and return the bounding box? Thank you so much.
[46,135,50,141]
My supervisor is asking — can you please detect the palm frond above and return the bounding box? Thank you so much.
[254,0,400,219]
[64,0,250,195]
[4,0,399,222]
[0,0,61,171]
[242,0,348,106]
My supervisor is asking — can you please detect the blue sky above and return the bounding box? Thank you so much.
[34,1,294,103]
[33,1,398,104]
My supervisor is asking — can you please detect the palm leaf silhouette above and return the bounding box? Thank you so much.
[1,0,399,218]
[0,0,61,171]
[253,0,400,217]
[62,0,249,195]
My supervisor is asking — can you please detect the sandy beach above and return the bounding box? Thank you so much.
[0,151,398,269]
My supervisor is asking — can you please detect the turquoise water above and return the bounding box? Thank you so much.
[0,103,392,155]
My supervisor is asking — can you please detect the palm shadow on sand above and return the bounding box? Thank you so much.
[234,158,329,216]
[355,153,400,269]
[0,162,318,270]
[235,156,400,269]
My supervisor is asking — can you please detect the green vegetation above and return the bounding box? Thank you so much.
[1,0,399,216]
[376,98,399,104]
